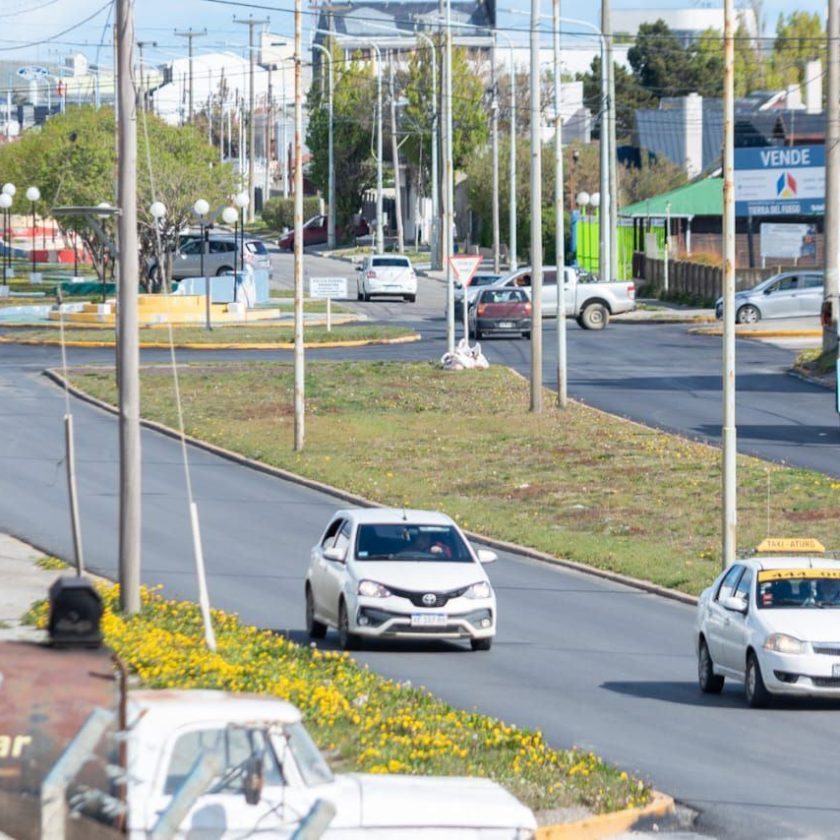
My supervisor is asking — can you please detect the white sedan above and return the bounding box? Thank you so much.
[305,508,497,651]
[695,541,840,707]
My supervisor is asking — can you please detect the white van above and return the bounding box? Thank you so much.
[356,254,417,302]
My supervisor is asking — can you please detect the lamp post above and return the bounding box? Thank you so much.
[193,198,210,329]
[149,201,166,291]
[234,191,250,298]
[590,191,601,277]
[26,186,40,280]
[311,43,335,250]
[577,191,590,271]
[0,193,10,280]
[222,205,238,300]
[1,183,14,280]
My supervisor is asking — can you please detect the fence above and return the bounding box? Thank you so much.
[632,253,780,300]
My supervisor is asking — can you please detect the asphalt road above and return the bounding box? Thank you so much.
[3,261,840,837]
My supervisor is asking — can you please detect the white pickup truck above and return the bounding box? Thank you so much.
[79,690,537,839]
[490,266,635,330]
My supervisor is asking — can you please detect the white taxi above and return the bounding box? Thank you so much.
[305,508,497,651]
[696,538,840,707]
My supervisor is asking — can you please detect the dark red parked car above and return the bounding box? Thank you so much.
[278,214,369,250]
[468,287,532,340]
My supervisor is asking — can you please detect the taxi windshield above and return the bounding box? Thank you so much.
[757,570,840,609]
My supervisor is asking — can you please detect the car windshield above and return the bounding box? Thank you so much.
[371,257,410,268]
[757,570,840,608]
[279,722,334,787]
[472,275,499,287]
[355,523,473,562]
[245,241,268,254]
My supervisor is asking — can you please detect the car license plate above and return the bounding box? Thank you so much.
[498,321,513,329]
[411,613,447,627]
[832,663,840,677]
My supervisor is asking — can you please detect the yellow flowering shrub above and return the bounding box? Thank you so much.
[27,584,650,814]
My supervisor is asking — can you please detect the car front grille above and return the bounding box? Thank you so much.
[811,677,840,688]
[386,586,469,608]
[812,644,840,656]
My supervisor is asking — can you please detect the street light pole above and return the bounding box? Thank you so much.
[491,39,500,274]
[444,0,455,349]
[312,43,335,250]
[825,0,840,353]
[553,0,567,409]
[529,0,543,414]
[194,198,210,330]
[294,0,305,452]
[26,186,40,280]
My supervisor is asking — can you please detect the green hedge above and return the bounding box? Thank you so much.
[261,197,322,231]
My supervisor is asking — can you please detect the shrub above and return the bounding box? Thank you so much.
[262,196,322,231]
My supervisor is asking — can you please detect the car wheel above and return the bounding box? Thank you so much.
[579,302,609,330]
[305,586,327,639]
[407,294,416,303]
[698,639,724,694]
[216,266,234,276]
[471,637,492,651]
[745,651,771,708]
[736,304,761,324]
[474,327,482,340]
[357,290,363,301]
[522,331,531,340]
[338,600,361,651]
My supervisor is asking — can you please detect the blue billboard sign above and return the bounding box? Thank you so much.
[735,145,825,217]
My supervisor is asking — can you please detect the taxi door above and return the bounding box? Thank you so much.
[717,567,753,674]
[705,565,745,665]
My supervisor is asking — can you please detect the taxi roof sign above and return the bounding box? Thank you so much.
[756,537,825,554]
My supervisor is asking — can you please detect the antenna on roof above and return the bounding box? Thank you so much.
[401,506,407,521]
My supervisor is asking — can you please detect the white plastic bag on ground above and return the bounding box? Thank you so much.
[440,338,489,370]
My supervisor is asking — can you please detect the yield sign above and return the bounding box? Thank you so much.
[448,254,483,287]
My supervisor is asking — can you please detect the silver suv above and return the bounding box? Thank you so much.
[161,236,272,280]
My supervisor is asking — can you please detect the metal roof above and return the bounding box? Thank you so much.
[620,178,722,219]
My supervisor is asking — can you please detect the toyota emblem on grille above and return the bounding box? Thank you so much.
[422,593,437,606]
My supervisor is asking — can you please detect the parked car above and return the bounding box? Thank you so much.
[278,214,370,250]
[355,254,417,302]
[150,235,272,281]
[468,287,531,339]
[695,537,840,707]
[491,266,635,329]
[454,272,502,319]
[714,270,824,323]
[305,507,498,651]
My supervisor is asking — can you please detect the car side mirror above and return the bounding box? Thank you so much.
[476,548,497,564]
[243,755,263,806]
[721,595,748,614]
[763,288,772,295]
[323,546,346,563]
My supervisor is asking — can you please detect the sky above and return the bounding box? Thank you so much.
[0,0,828,69]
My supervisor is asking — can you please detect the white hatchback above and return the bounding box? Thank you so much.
[305,508,497,651]
[696,541,840,707]
[356,255,417,302]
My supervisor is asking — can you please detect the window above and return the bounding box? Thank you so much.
[246,241,269,255]
[354,523,473,563]
[803,274,824,289]
[333,520,352,554]
[179,240,201,255]
[716,565,744,602]
[371,257,410,268]
[734,567,753,606]
[321,519,343,548]
[164,727,282,795]
[542,271,557,286]
[282,722,333,786]
[208,240,235,254]
[773,276,799,292]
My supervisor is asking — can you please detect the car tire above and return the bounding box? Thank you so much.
[736,304,761,325]
[338,600,361,651]
[305,586,327,640]
[216,266,234,276]
[745,651,771,708]
[471,637,492,651]
[579,302,609,330]
[407,294,416,303]
[698,639,724,694]
[357,290,363,301]
[522,331,531,340]
[474,327,482,340]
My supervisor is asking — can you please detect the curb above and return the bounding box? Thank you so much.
[537,790,675,838]
[689,326,822,338]
[1,333,422,351]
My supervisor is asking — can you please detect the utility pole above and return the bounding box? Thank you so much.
[265,63,273,207]
[174,28,205,123]
[136,40,157,112]
[312,44,335,250]
[605,10,618,280]
[722,0,736,568]
[444,0,455,351]
[553,0,567,409]
[825,0,840,353]
[374,44,384,253]
[293,0,304,451]
[389,51,404,253]
[598,0,611,282]
[234,16,269,222]
[530,0,543,413]
[117,0,141,614]
[491,42,500,274]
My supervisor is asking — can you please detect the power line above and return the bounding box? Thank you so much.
[0,0,113,52]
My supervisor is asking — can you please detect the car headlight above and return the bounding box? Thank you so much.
[464,581,492,599]
[764,633,807,654]
[357,580,392,598]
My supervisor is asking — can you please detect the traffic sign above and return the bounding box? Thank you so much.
[448,254,483,287]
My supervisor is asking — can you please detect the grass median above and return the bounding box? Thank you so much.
[69,360,840,596]
[5,324,415,346]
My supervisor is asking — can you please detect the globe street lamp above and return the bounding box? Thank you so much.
[0,193,11,280]
[233,191,249,278]
[193,198,211,330]
[26,186,40,280]
[149,201,167,290]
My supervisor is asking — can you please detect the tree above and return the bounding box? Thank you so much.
[769,11,825,89]
[619,152,687,206]
[734,23,767,97]
[307,48,376,230]
[0,106,236,288]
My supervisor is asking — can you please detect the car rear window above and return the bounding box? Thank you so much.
[371,257,410,267]
[482,289,528,304]
[245,241,269,254]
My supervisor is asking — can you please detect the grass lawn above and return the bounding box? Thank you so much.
[5,324,416,346]
[269,289,351,314]
[69,361,840,596]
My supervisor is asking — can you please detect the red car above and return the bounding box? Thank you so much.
[278,214,369,250]
[468,287,532,340]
